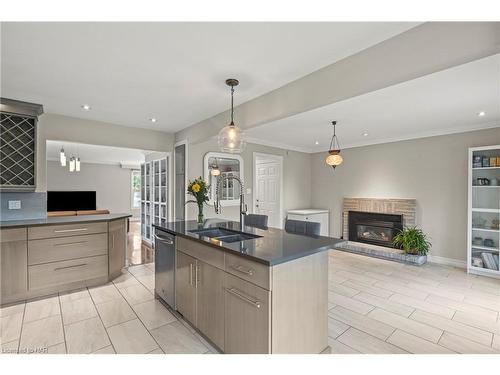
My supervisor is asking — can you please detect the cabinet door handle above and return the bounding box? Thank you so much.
[154,234,174,245]
[53,241,88,247]
[54,263,87,271]
[226,287,261,308]
[231,264,254,276]
[189,263,194,286]
[112,234,115,249]
[195,265,200,285]
[54,228,88,233]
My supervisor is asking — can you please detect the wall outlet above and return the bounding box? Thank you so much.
[8,200,21,210]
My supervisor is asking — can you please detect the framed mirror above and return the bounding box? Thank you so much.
[203,152,244,206]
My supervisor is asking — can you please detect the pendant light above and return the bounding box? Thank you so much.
[210,158,221,176]
[75,157,81,172]
[325,121,343,169]
[60,147,67,167]
[218,78,245,153]
[69,156,76,172]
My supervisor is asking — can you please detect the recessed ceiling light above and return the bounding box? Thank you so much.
[315,140,319,145]
[150,118,157,123]
[363,132,369,137]
[477,111,486,117]
[81,104,91,111]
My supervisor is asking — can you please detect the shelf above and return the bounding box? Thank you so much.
[473,166,500,170]
[471,208,500,213]
[471,245,499,252]
[472,227,500,233]
[472,185,500,188]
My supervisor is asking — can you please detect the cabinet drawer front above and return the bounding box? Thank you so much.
[28,233,108,265]
[28,255,108,291]
[224,274,271,354]
[225,253,270,290]
[28,222,108,240]
[177,237,224,269]
[0,228,27,242]
[287,214,305,221]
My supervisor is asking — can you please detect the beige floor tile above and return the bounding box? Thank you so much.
[148,348,164,354]
[65,316,110,354]
[329,306,395,340]
[112,272,141,289]
[107,319,158,354]
[328,291,374,315]
[328,283,360,298]
[137,274,155,291]
[150,321,207,354]
[89,283,123,304]
[452,310,500,335]
[373,281,428,300]
[0,303,25,318]
[368,308,443,343]
[132,299,177,330]
[389,293,455,319]
[59,288,90,303]
[144,262,155,271]
[95,298,136,328]
[128,265,153,277]
[19,315,64,350]
[425,294,499,322]
[410,309,493,346]
[364,272,411,287]
[341,280,393,298]
[327,337,359,354]
[92,345,116,354]
[120,284,154,305]
[338,328,407,354]
[61,297,98,325]
[328,317,349,339]
[24,296,60,323]
[463,293,500,312]
[406,282,465,302]
[493,334,499,350]
[354,292,414,317]
[438,332,497,354]
[387,329,455,354]
[0,311,23,343]
[389,271,441,287]
[47,343,66,354]
[1,339,19,354]
[334,270,379,285]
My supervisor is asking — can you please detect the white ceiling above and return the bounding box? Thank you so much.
[246,54,500,153]
[1,22,419,132]
[46,140,147,166]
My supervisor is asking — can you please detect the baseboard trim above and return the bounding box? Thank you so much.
[427,255,466,269]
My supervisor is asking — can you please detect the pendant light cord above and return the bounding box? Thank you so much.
[230,85,235,126]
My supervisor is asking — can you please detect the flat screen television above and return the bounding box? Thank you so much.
[47,191,97,212]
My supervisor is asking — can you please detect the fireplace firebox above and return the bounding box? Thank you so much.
[348,211,403,248]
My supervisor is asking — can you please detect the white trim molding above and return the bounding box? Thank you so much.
[427,255,466,269]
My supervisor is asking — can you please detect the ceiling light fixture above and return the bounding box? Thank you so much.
[60,147,66,167]
[315,141,319,145]
[69,157,76,172]
[478,111,486,117]
[81,104,91,111]
[325,121,343,170]
[150,118,157,123]
[75,157,81,172]
[218,78,245,153]
[210,158,221,177]
[363,132,369,137]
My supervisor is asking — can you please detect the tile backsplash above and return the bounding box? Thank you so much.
[0,192,47,221]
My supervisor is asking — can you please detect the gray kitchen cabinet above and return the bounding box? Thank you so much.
[196,260,225,351]
[224,273,271,354]
[0,228,28,302]
[108,218,127,279]
[175,251,197,324]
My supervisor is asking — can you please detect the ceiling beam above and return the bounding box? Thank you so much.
[175,22,500,145]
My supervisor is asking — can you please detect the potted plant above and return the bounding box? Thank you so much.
[187,177,210,224]
[393,227,431,256]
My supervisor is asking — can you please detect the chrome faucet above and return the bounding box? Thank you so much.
[214,175,247,228]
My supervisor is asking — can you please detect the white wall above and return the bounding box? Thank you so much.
[185,138,312,224]
[47,161,139,217]
[310,127,500,263]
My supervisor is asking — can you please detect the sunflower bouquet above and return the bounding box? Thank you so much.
[187,177,210,224]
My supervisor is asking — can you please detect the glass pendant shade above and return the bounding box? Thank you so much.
[69,157,75,172]
[325,151,343,168]
[60,148,66,167]
[75,157,81,172]
[218,124,245,153]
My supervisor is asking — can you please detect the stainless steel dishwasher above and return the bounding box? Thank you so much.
[154,228,176,309]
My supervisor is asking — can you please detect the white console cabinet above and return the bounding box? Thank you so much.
[287,209,329,237]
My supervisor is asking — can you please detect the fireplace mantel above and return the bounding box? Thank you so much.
[342,198,416,240]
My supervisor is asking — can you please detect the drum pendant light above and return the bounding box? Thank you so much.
[218,79,245,153]
[325,121,343,169]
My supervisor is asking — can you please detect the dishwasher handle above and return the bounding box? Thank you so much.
[154,234,174,245]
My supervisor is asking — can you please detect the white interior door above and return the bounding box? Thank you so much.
[254,154,282,228]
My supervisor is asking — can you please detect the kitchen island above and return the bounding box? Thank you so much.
[0,213,131,305]
[153,220,344,354]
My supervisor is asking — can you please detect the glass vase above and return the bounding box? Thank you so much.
[197,203,204,224]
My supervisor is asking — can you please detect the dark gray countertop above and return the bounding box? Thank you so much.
[153,219,345,266]
[0,213,132,228]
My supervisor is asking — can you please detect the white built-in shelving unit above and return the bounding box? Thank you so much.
[140,156,170,245]
[467,145,500,278]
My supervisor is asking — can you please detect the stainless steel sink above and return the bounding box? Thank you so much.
[188,227,261,243]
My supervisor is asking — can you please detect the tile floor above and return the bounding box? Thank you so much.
[1,250,499,354]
